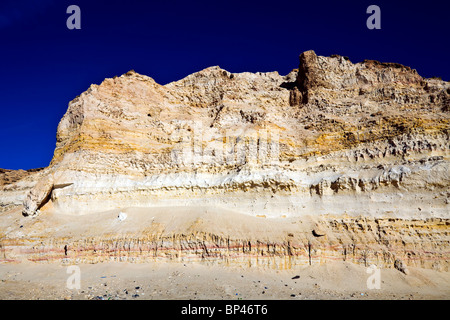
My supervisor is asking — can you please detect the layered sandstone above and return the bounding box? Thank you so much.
[0,168,45,213]
[0,50,449,271]
[14,50,449,218]
[1,207,448,272]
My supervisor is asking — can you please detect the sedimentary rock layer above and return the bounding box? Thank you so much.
[10,50,449,218]
[0,168,45,213]
[1,208,448,271]
[0,50,448,272]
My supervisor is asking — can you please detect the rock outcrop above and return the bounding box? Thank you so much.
[16,50,448,218]
[1,208,448,271]
[0,50,448,271]
[0,168,45,213]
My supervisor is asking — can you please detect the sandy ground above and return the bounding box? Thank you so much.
[0,260,448,300]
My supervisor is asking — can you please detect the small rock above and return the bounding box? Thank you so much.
[132,294,139,298]
[292,275,300,280]
[394,259,409,275]
[290,294,296,297]
[118,212,127,221]
[312,227,326,237]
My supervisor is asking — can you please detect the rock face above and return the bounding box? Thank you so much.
[18,50,449,218]
[0,168,45,213]
[1,207,448,271]
[1,50,449,271]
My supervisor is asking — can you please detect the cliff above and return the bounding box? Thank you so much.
[0,50,448,271]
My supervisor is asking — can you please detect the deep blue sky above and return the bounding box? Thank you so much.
[1,0,449,170]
